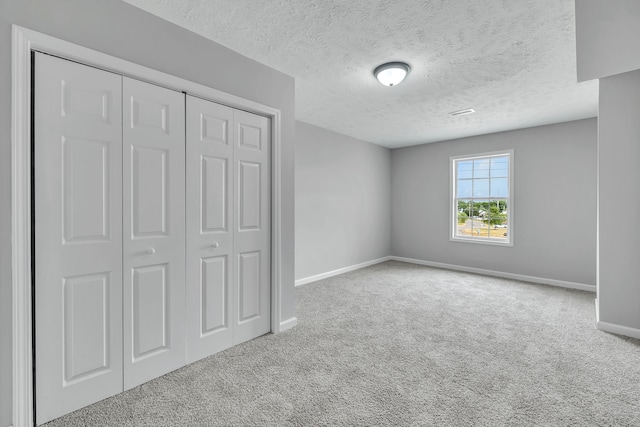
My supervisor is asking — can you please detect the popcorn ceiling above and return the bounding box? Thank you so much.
[124,0,597,148]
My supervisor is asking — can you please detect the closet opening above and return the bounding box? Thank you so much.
[12,25,291,427]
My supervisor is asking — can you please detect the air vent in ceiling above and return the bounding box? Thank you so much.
[449,108,476,117]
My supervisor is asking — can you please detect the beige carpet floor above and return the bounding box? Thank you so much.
[46,261,640,426]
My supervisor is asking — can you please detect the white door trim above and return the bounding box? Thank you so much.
[11,24,288,427]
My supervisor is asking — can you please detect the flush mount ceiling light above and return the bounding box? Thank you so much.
[373,62,411,87]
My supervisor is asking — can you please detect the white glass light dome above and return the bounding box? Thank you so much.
[374,62,411,87]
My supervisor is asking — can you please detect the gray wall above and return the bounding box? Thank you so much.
[598,70,640,329]
[0,2,296,425]
[391,119,597,286]
[576,0,640,81]
[295,121,391,280]
[576,0,640,332]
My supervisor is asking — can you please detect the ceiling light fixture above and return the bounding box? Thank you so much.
[374,62,411,87]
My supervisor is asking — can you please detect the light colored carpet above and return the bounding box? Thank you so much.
[46,261,640,426]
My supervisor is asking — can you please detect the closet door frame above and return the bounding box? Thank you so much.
[11,25,294,427]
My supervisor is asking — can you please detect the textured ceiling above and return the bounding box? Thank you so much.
[123,0,598,148]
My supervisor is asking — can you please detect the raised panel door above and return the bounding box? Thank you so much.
[233,110,271,345]
[34,53,123,425]
[185,96,234,363]
[122,77,186,390]
[34,53,272,424]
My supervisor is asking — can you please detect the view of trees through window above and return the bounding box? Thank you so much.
[453,153,510,242]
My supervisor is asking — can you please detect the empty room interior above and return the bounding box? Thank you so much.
[2,0,640,426]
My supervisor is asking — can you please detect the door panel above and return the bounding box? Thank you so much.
[130,97,170,132]
[35,53,123,425]
[123,77,186,390]
[233,110,271,345]
[238,161,262,230]
[62,138,110,242]
[201,256,229,334]
[62,273,111,383]
[238,123,263,150]
[238,251,261,321]
[202,156,229,232]
[132,264,169,359]
[186,97,234,363]
[131,146,168,237]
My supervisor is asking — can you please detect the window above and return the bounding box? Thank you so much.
[451,150,513,245]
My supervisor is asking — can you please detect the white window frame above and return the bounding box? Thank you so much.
[450,149,514,246]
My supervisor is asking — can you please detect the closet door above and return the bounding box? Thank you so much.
[234,110,271,344]
[122,77,186,389]
[185,96,234,363]
[34,53,123,425]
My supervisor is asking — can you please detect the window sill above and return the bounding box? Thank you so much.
[450,236,513,247]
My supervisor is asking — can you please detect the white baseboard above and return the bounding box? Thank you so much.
[295,256,392,286]
[389,256,596,293]
[597,320,640,340]
[279,316,298,332]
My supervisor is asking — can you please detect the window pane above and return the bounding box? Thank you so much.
[490,157,508,178]
[457,179,472,198]
[456,200,469,217]
[498,200,508,228]
[490,178,508,197]
[473,158,490,178]
[486,200,508,240]
[456,200,471,237]
[457,200,478,237]
[472,200,488,237]
[457,160,473,179]
[496,199,508,214]
[467,200,478,219]
[474,200,489,218]
[473,179,489,197]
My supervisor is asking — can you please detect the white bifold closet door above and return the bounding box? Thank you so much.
[34,53,124,424]
[233,109,271,345]
[122,77,186,390]
[186,96,271,363]
[35,54,186,424]
[34,52,269,424]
